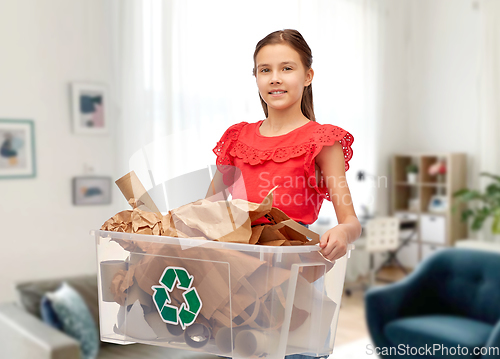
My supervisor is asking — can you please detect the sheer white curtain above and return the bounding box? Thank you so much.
[110,0,385,218]
[476,0,500,242]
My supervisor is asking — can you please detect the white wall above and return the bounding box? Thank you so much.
[374,0,412,217]
[0,0,120,302]
[374,0,481,217]
[407,0,481,177]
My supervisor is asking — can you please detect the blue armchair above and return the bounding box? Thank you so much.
[365,248,500,359]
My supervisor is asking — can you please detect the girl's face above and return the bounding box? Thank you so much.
[255,44,313,115]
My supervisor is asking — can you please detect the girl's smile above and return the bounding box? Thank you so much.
[269,90,287,97]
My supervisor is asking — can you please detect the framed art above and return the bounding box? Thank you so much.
[71,82,109,135]
[0,119,36,179]
[73,176,112,205]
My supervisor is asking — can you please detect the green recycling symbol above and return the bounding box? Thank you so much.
[151,266,202,330]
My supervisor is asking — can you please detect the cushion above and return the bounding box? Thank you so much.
[385,315,493,359]
[16,275,99,328]
[43,282,99,359]
[40,296,63,330]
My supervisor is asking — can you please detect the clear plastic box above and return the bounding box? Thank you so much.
[93,229,353,359]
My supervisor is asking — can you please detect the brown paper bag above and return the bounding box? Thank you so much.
[169,186,277,243]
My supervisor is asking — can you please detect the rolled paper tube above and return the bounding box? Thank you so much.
[215,326,244,354]
[235,329,279,358]
[166,323,185,336]
[115,171,161,214]
[100,260,127,302]
[184,323,211,348]
[126,280,154,314]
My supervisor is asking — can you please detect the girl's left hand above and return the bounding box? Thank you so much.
[319,226,348,262]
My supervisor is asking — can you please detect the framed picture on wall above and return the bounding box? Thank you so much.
[71,82,109,135]
[0,119,36,179]
[72,176,112,205]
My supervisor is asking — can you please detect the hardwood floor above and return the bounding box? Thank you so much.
[333,266,410,347]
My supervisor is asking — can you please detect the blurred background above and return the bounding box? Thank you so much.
[1,0,499,356]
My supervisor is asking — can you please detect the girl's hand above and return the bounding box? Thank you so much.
[319,226,348,262]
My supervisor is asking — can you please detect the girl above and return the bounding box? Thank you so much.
[209,28,361,261]
[209,29,361,358]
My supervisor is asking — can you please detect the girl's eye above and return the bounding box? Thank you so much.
[260,67,292,73]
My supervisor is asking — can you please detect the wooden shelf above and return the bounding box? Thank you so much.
[420,182,447,187]
[420,211,448,216]
[395,181,447,187]
[391,153,467,267]
[395,182,418,186]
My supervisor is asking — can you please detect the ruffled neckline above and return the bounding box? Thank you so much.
[213,120,353,173]
[255,119,315,138]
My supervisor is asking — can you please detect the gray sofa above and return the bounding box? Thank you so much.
[0,275,219,359]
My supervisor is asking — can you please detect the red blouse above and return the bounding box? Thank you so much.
[213,120,354,225]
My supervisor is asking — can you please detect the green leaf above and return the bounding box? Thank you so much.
[486,183,500,197]
[479,207,492,216]
[454,189,482,202]
[471,215,486,231]
[480,172,500,183]
[461,209,474,223]
[453,172,500,234]
[492,210,500,235]
[453,188,471,198]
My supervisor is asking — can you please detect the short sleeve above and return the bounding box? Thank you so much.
[212,122,247,166]
[304,124,354,201]
[212,122,247,185]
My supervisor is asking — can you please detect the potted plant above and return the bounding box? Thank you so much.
[406,164,419,184]
[453,172,500,239]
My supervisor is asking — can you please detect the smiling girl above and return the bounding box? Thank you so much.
[210,28,361,261]
[209,27,361,359]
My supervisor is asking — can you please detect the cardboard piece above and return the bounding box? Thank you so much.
[144,311,175,340]
[114,300,157,341]
[126,278,154,314]
[286,275,337,350]
[115,171,161,214]
[131,246,264,322]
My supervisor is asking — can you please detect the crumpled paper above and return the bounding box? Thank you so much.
[101,171,319,246]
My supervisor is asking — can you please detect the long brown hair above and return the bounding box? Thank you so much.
[252,29,315,122]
